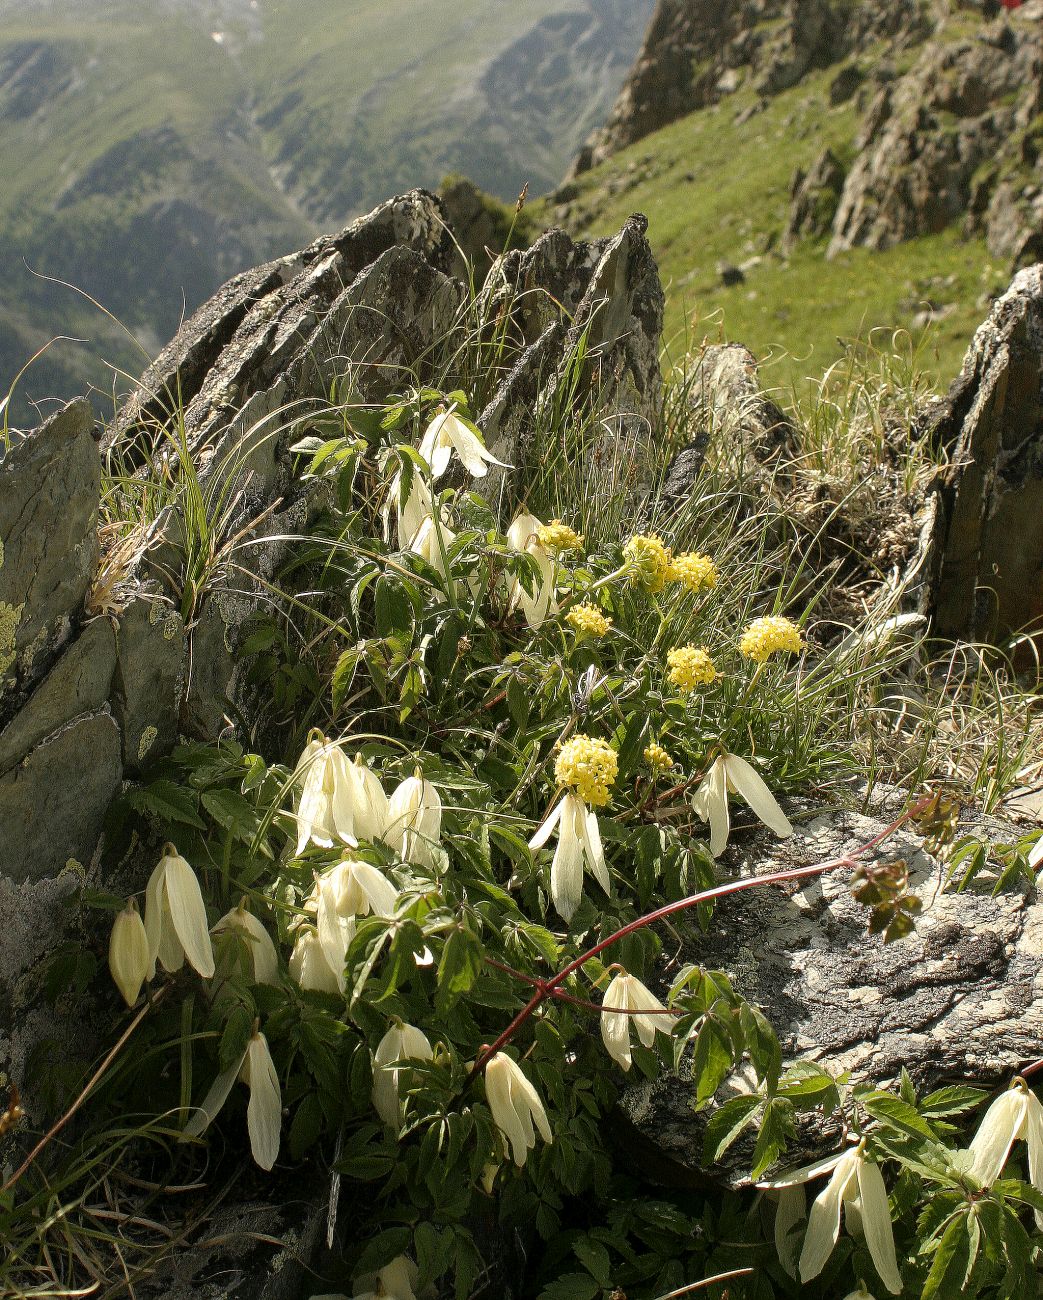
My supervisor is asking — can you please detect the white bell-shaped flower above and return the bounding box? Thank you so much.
[320,857,400,919]
[419,408,507,481]
[967,1079,1043,1224]
[288,926,343,994]
[291,732,358,856]
[350,754,389,842]
[108,899,150,1007]
[212,898,279,985]
[183,1027,281,1171]
[143,844,215,979]
[351,1255,419,1300]
[692,751,793,857]
[484,1051,552,1167]
[371,1021,434,1127]
[386,468,438,550]
[763,1144,902,1295]
[528,791,609,921]
[600,971,672,1070]
[385,770,442,868]
[506,511,557,628]
[409,514,457,593]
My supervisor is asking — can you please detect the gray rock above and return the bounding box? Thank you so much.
[0,398,100,713]
[627,800,1043,1184]
[112,592,186,772]
[0,711,122,882]
[784,146,846,250]
[927,263,1043,640]
[0,616,116,775]
[688,343,792,460]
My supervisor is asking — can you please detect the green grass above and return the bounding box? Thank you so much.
[538,69,1008,393]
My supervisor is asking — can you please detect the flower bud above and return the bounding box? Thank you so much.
[108,899,150,1007]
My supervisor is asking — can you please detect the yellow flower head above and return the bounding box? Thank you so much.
[739,616,804,663]
[643,742,674,775]
[666,645,717,692]
[537,519,584,554]
[669,551,719,594]
[566,603,612,638]
[624,533,673,593]
[555,735,618,808]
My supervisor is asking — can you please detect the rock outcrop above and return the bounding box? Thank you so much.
[927,263,1043,641]
[570,0,928,177]
[629,796,1043,1185]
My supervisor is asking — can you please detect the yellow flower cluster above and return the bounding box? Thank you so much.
[643,742,674,774]
[666,645,717,692]
[538,520,584,553]
[555,734,618,807]
[624,533,673,592]
[669,551,718,593]
[739,616,804,663]
[566,602,612,638]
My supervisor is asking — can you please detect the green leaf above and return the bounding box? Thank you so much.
[506,676,530,731]
[750,1096,795,1179]
[335,1153,397,1181]
[922,1211,974,1300]
[573,1237,612,1287]
[435,927,483,1014]
[219,1004,253,1071]
[332,644,365,714]
[355,1225,412,1270]
[287,1093,324,1160]
[702,1094,763,1164]
[125,780,205,829]
[861,1091,937,1140]
[691,1018,734,1106]
[537,1274,600,1300]
[201,788,265,849]
[920,1085,987,1118]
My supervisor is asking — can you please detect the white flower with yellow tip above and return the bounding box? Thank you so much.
[966,1078,1043,1223]
[143,844,215,979]
[351,1255,419,1300]
[528,792,608,921]
[419,407,507,481]
[506,511,557,628]
[692,751,793,857]
[371,1021,434,1127]
[108,899,150,1006]
[288,926,343,995]
[385,770,442,868]
[291,731,358,856]
[183,1027,281,1171]
[212,898,279,985]
[484,1051,552,1167]
[600,971,672,1070]
[762,1143,902,1295]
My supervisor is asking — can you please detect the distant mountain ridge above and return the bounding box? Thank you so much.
[0,0,652,420]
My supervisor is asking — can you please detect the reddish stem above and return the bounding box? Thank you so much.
[470,797,927,1079]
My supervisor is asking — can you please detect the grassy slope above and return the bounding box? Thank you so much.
[535,68,1009,395]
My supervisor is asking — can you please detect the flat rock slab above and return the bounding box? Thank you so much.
[626,803,1042,1182]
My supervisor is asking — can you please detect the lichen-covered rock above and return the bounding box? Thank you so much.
[0,711,121,882]
[0,398,100,712]
[927,262,1043,640]
[113,592,186,772]
[627,799,1043,1185]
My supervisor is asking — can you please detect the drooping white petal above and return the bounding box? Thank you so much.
[799,1150,859,1282]
[386,773,442,867]
[550,799,585,922]
[295,746,328,855]
[328,746,359,847]
[316,879,353,990]
[528,794,566,852]
[855,1158,902,1295]
[694,756,730,857]
[212,902,279,985]
[351,756,389,842]
[968,1087,1028,1185]
[581,803,610,893]
[601,974,635,1070]
[372,1022,434,1127]
[289,927,342,994]
[182,1058,242,1139]
[1028,834,1043,872]
[724,753,793,840]
[759,1150,849,1190]
[163,853,215,978]
[484,1052,551,1167]
[241,1032,281,1171]
[1025,1090,1043,1229]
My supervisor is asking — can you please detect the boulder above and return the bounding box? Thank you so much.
[627,798,1043,1185]
[927,263,1043,640]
